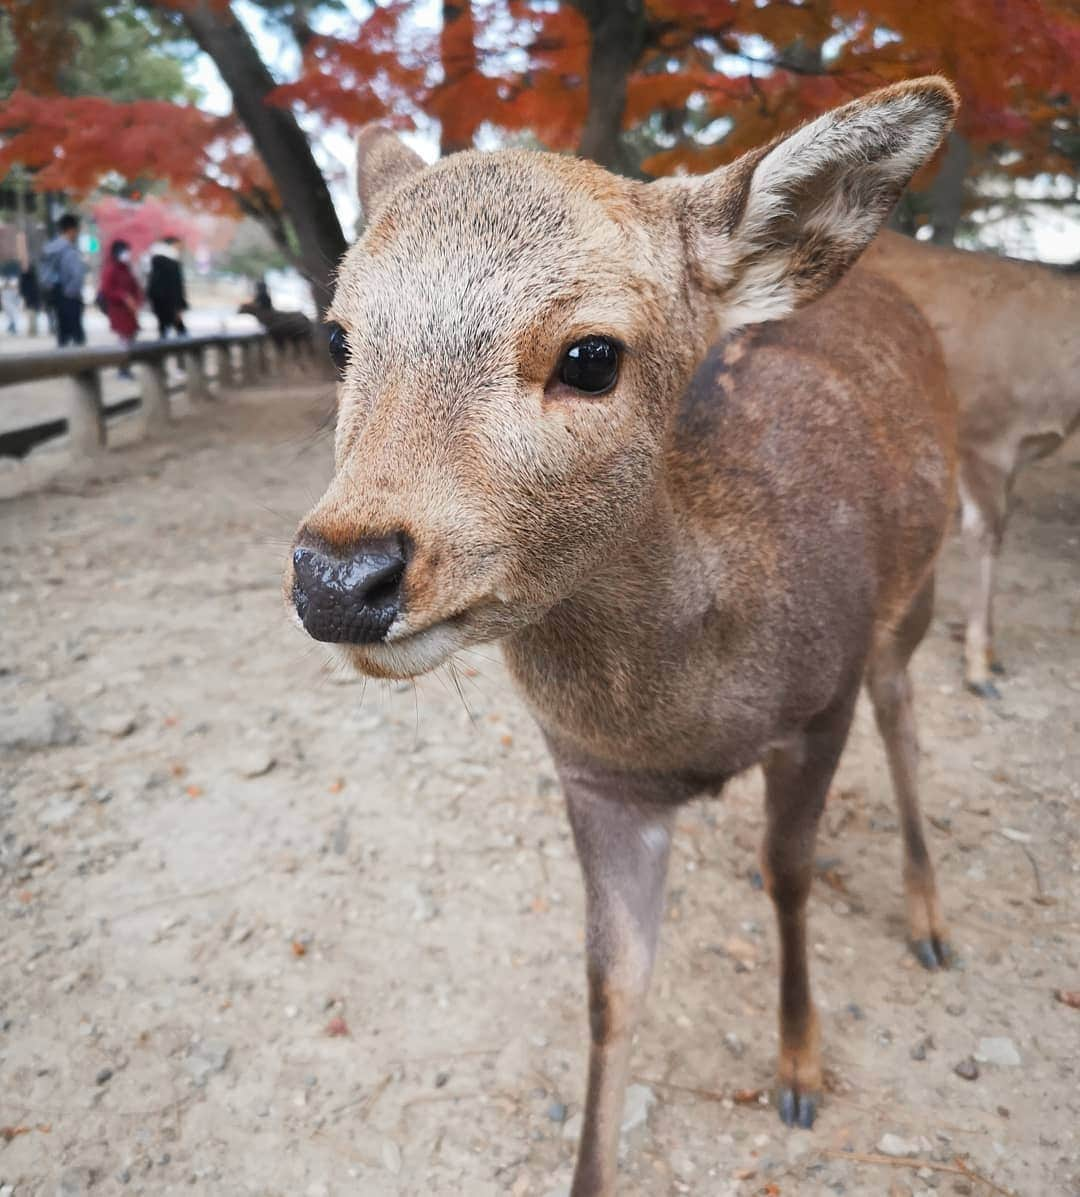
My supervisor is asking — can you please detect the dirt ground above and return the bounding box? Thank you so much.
[1,378,1077,1197]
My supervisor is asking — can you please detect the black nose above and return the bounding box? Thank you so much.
[292,534,407,645]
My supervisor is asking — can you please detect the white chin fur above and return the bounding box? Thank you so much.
[339,621,465,679]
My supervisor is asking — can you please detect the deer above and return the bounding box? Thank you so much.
[284,78,960,1195]
[861,230,1080,698]
[238,297,314,360]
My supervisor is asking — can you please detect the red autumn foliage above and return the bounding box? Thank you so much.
[0,0,1075,217]
[0,90,269,216]
[90,196,203,261]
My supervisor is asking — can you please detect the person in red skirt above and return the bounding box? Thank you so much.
[99,239,143,378]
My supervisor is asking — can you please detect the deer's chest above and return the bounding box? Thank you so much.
[502,605,850,782]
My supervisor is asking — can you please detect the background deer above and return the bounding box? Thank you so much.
[285,79,959,1195]
[238,297,314,360]
[862,231,1080,697]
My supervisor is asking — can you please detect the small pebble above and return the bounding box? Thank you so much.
[95,1067,113,1084]
[97,712,136,738]
[381,1140,402,1175]
[232,747,275,779]
[724,1031,745,1058]
[620,1084,656,1134]
[910,1034,934,1061]
[184,1040,231,1087]
[954,1056,979,1081]
[877,1133,920,1158]
[548,1100,568,1123]
[975,1036,1021,1068]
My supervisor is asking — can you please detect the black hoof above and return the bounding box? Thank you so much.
[777,1086,818,1129]
[911,936,955,970]
[966,679,1001,700]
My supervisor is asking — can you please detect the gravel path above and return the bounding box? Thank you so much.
[1,379,1077,1197]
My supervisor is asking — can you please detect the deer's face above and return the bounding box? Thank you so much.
[287,80,958,679]
[288,153,691,679]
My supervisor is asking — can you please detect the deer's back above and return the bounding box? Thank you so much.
[673,268,956,647]
[862,231,1080,454]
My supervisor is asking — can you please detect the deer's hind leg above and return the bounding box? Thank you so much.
[958,454,1009,698]
[866,576,952,970]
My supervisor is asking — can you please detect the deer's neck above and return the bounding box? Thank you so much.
[501,484,751,773]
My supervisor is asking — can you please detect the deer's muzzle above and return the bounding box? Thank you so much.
[291,534,407,645]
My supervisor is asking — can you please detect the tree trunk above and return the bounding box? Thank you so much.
[175,2,348,317]
[573,0,646,176]
[439,0,478,156]
[925,132,971,246]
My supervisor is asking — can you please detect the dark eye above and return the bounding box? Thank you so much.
[327,322,349,377]
[558,335,620,395]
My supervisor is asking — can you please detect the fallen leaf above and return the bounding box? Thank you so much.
[724,936,758,966]
[1055,989,1080,1009]
[17,890,33,904]
[531,896,550,914]
[291,940,307,957]
[733,1166,756,1180]
[0,1126,30,1142]
[500,733,514,748]
[325,1016,350,1037]
[328,778,345,794]
[169,762,187,778]
[186,784,203,799]
[733,1087,764,1105]
[819,869,849,894]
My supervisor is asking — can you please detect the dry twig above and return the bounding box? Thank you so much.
[819,1148,1018,1196]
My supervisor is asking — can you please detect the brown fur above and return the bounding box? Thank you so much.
[861,230,1080,693]
[286,79,959,1195]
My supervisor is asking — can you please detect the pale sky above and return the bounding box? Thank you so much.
[186,3,1079,263]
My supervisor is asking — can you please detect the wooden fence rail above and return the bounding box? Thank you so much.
[0,331,272,461]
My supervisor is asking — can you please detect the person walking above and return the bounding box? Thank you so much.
[1,262,21,334]
[146,235,188,337]
[18,264,42,336]
[99,239,143,377]
[40,213,87,347]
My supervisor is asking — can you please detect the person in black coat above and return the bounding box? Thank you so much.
[146,236,189,337]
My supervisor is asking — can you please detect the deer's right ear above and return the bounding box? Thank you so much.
[662,77,958,333]
[356,125,426,222]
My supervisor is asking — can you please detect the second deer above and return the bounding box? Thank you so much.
[863,231,1080,697]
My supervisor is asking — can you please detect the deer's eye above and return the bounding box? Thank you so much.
[558,336,620,395]
[327,323,349,377]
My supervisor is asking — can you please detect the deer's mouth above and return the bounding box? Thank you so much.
[340,608,475,679]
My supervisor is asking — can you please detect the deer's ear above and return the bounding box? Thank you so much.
[356,125,426,221]
[666,76,958,331]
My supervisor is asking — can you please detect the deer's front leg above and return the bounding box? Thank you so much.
[560,768,676,1197]
[760,693,856,1129]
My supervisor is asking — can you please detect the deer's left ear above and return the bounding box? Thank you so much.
[664,76,958,331]
[356,124,426,222]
